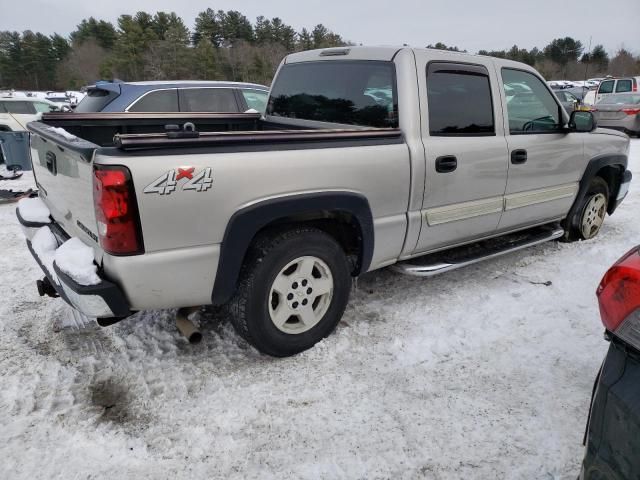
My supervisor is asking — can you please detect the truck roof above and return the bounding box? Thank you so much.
[285,46,534,71]
[91,80,269,90]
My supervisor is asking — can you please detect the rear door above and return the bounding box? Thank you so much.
[615,78,633,94]
[178,88,241,113]
[413,55,510,253]
[497,67,582,231]
[127,89,179,112]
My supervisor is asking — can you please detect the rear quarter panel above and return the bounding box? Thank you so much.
[97,141,411,270]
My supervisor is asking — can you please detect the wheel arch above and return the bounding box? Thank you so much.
[569,154,628,222]
[211,191,374,305]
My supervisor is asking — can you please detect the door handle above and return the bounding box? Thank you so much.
[435,155,457,173]
[45,150,57,175]
[511,149,527,164]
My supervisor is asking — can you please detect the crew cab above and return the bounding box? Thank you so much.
[18,47,632,356]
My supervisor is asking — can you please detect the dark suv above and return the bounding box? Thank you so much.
[581,246,640,479]
[75,80,270,114]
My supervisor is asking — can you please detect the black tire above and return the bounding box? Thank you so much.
[563,176,609,241]
[228,227,351,357]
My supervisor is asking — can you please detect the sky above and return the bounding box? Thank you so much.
[1,0,639,55]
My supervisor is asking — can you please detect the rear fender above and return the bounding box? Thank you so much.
[211,192,374,305]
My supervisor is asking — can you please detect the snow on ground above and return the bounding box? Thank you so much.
[0,170,36,193]
[0,141,639,480]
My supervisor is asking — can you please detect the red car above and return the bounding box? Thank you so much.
[581,246,640,479]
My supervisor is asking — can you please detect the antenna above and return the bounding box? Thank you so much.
[583,36,592,84]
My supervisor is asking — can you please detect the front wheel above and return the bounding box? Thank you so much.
[564,177,609,241]
[229,227,351,357]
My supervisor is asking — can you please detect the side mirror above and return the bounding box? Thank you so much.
[569,110,596,132]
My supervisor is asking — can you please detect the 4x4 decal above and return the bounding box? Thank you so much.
[144,167,213,195]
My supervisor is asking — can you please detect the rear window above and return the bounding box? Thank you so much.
[267,61,398,128]
[179,88,239,112]
[2,101,36,114]
[615,79,632,93]
[598,80,614,94]
[75,87,119,112]
[128,89,179,112]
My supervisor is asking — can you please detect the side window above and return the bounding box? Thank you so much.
[426,63,495,136]
[598,80,614,94]
[615,80,632,93]
[34,102,55,113]
[241,90,268,112]
[501,69,561,134]
[0,102,6,113]
[128,89,179,112]
[4,101,37,114]
[179,88,239,112]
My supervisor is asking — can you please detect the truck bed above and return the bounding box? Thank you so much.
[34,112,401,152]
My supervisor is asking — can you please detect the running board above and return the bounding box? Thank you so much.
[391,225,565,277]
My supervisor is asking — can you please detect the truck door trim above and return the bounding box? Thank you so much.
[425,196,503,225]
[504,183,579,211]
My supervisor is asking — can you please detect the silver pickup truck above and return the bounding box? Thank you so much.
[18,46,632,356]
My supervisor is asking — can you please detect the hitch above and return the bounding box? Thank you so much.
[36,277,59,298]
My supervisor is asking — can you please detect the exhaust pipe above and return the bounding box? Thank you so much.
[176,307,202,344]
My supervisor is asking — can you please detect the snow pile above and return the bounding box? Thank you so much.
[54,238,100,286]
[244,108,259,113]
[31,226,58,279]
[0,164,21,179]
[17,197,50,223]
[47,126,77,141]
[0,139,637,479]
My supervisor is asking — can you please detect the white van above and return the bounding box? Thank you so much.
[595,77,640,103]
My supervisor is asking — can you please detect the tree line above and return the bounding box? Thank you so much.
[0,10,347,90]
[431,38,640,80]
[0,10,639,91]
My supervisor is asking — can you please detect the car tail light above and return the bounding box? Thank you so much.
[597,246,640,350]
[622,108,640,115]
[93,165,144,255]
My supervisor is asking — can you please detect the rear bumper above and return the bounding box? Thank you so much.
[581,338,640,479]
[594,117,640,135]
[18,209,131,320]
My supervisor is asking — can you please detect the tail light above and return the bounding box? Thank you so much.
[597,246,640,350]
[93,165,144,255]
[622,108,640,115]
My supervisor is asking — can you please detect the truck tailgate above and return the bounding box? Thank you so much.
[28,121,101,249]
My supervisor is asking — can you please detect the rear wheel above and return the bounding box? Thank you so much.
[229,227,351,357]
[564,177,609,241]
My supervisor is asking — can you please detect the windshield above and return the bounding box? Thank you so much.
[599,94,640,105]
[267,61,398,128]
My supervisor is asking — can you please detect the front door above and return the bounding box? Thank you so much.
[413,57,509,254]
[497,68,582,231]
